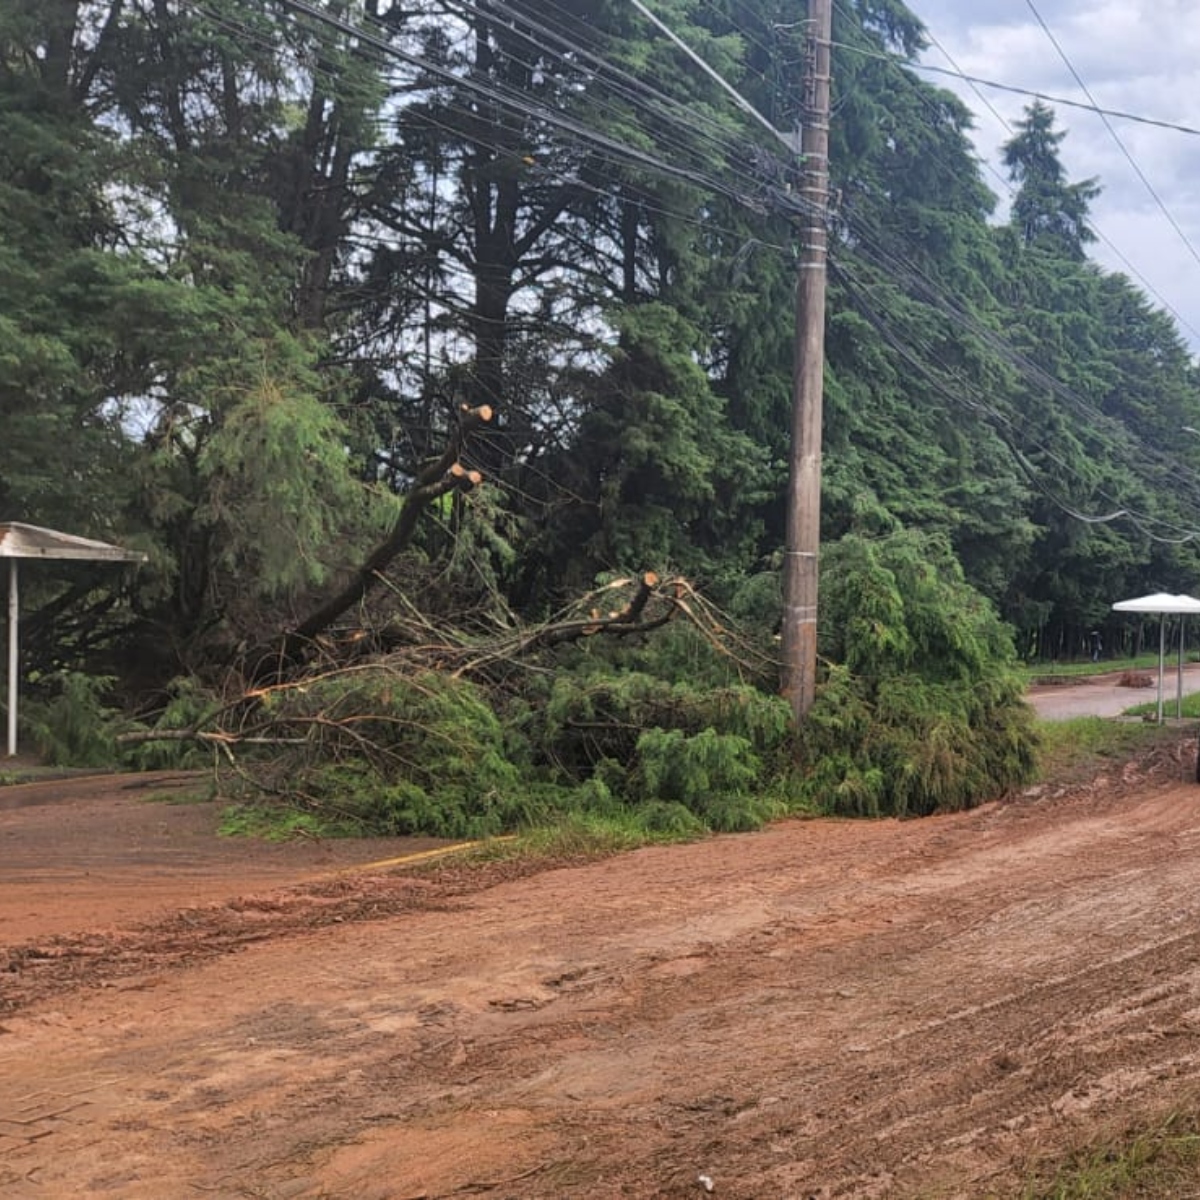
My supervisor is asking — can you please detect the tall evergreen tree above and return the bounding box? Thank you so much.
[1003,100,1100,260]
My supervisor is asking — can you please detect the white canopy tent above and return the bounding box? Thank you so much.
[1111,592,1200,723]
[2,523,145,757]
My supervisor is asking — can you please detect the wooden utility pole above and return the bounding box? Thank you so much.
[781,0,833,728]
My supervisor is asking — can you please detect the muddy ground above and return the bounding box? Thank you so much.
[4,742,1200,1198]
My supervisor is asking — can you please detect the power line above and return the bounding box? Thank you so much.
[265,0,769,209]
[892,11,1200,348]
[1022,0,1200,273]
[364,0,773,179]
[626,0,793,149]
[830,201,1200,508]
[217,1,804,238]
[192,0,1200,540]
[356,0,1200,527]
[832,257,1200,543]
[831,39,1200,139]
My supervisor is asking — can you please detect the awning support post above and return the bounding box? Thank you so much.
[7,558,18,757]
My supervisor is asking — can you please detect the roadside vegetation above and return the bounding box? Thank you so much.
[1015,1102,1200,1200]
[1124,691,1200,720]
[16,529,1041,837]
[1034,717,1183,786]
[8,0,1200,862]
[1021,652,1182,683]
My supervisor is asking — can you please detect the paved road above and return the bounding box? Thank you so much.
[1027,662,1200,721]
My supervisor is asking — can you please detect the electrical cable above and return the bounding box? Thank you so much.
[364,0,775,177]
[265,0,769,208]
[1022,0,1200,272]
[188,1,1200,539]
[827,174,1200,510]
[193,0,813,238]
[833,0,1200,351]
[835,212,1200,507]
[831,38,1200,139]
[832,257,1200,542]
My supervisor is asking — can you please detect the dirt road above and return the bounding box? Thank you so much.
[5,748,1200,1197]
[0,771,447,943]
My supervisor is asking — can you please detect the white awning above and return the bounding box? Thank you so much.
[0,522,146,564]
[1112,592,1200,615]
[3,523,145,757]
[1111,592,1200,722]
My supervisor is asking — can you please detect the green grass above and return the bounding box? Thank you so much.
[141,784,213,806]
[516,810,703,854]
[411,811,707,872]
[1034,717,1182,785]
[218,803,351,841]
[1017,1107,1200,1198]
[1123,690,1200,719]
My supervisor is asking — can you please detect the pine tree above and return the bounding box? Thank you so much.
[1003,100,1100,260]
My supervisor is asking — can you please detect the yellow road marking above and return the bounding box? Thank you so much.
[327,836,517,876]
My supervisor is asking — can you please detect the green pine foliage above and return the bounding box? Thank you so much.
[22,673,122,768]
[243,670,529,838]
[630,727,779,832]
[801,531,1039,816]
[7,0,1200,835]
[216,646,795,838]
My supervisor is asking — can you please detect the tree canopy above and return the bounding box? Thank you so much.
[5,0,1200,823]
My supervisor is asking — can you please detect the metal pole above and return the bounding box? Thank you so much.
[781,0,832,727]
[1158,613,1165,725]
[1179,617,1185,720]
[7,558,17,757]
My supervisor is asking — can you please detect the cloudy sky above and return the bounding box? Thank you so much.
[907,0,1200,352]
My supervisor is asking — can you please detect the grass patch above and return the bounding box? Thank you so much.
[1017,1106,1200,1198]
[218,803,350,841]
[418,811,707,872]
[141,785,213,806]
[1124,690,1200,719]
[517,810,703,856]
[1035,717,1181,785]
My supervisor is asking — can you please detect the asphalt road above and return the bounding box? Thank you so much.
[1027,661,1200,721]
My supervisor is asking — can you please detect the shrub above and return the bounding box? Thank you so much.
[22,671,120,767]
[799,531,1039,816]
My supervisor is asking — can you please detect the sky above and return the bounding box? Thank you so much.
[907,0,1200,352]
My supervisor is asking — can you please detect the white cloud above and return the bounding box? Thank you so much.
[907,0,1200,350]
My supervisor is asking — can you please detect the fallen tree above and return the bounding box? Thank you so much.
[250,402,495,679]
[121,572,790,837]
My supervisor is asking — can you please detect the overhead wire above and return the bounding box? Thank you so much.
[832,202,1200,508]
[830,38,1200,139]
[818,2,1200,507]
[190,0,1200,538]
[264,0,772,209]
[370,3,1200,516]
[1022,0,1200,273]
[364,0,778,178]
[841,3,1200,356]
[193,0,803,250]
[832,256,1200,542]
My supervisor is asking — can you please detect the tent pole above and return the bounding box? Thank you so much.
[6,558,17,757]
[1180,617,1186,720]
[1158,614,1165,724]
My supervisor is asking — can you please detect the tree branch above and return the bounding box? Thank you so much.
[250,403,493,677]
